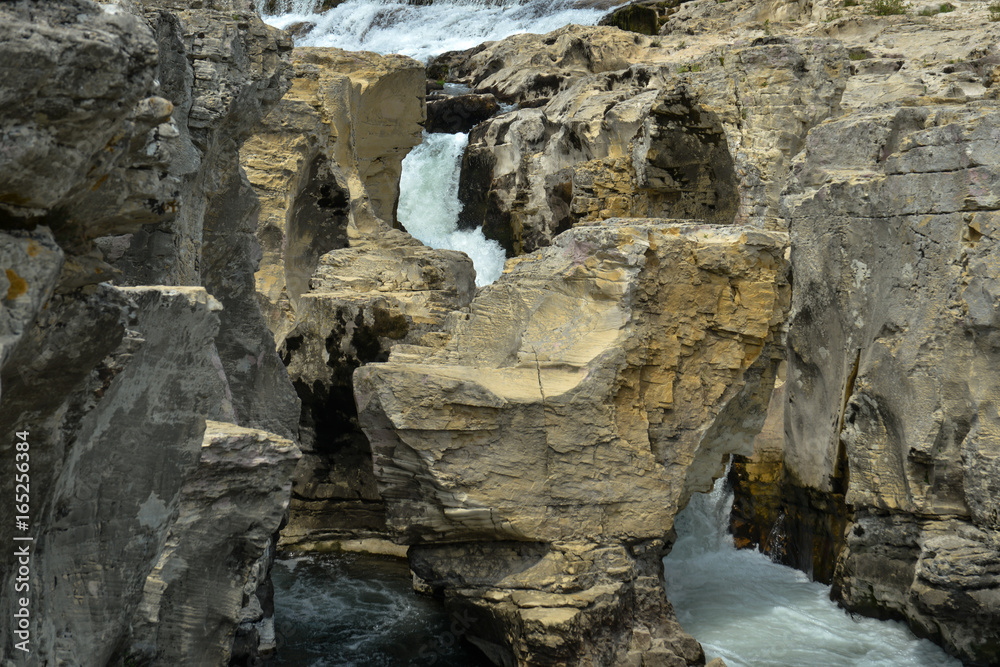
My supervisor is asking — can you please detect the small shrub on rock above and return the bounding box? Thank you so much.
[866,0,907,15]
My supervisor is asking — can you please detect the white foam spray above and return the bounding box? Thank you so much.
[398,132,506,287]
[663,463,961,667]
[255,0,606,62]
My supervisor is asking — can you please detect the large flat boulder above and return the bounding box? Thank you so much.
[356,220,789,665]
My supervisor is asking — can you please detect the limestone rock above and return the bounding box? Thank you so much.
[278,230,475,548]
[130,421,301,665]
[782,106,1000,663]
[242,46,426,341]
[0,229,64,375]
[729,375,787,553]
[0,2,302,664]
[449,27,847,255]
[426,92,501,133]
[429,26,651,106]
[356,220,790,664]
[99,2,301,441]
[599,3,662,36]
[0,286,226,665]
[241,45,468,550]
[0,0,159,223]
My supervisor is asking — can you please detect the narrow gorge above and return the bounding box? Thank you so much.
[0,0,997,665]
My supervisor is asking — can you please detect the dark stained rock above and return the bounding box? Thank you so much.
[426,93,502,133]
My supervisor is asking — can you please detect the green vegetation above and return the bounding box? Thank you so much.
[848,50,870,60]
[939,2,955,11]
[866,0,907,15]
[990,2,1000,20]
[843,0,859,7]
[719,55,725,66]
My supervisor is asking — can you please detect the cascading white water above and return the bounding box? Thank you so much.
[398,131,507,287]
[256,0,607,62]
[663,466,961,667]
[259,3,969,664]
[257,0,538,286]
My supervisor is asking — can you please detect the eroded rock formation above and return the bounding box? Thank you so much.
[0,1,301,663]
[779,106,1000,664]
[419,7,1000,662]
[241,46,480,550]
[356,221,790,664]
[432,26,846,254]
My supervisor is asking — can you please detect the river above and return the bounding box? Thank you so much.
[663,466,960,667]
[256,2,965,665]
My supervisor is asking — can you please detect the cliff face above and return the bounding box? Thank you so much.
[782,106,1000,663]
[356,221,790,664]
[3,0,999,664]
[241,47,479,550]
[0,1,301,664]
[644,2,999,662]
[423,7,1000,663]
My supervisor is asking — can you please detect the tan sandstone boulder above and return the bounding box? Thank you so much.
[356,220,789,665]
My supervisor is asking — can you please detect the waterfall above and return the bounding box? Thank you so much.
[663,463,960,667]
[255,0,607,62]
[398,132,506,287]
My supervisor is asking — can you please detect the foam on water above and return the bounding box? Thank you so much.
[398,131,507,287]
[266,553,491,666]
[256,0,606,62]
[663,466,961,667]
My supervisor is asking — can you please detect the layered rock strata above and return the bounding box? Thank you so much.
[242,47,426,341]
[780,106,1000,664]
[109,0,301,440]
[431,26,847,255]
[0,1,302,664]
[242,47,475,550]
[240,44,485,551]
[356,220,790,665]
[276,231,476,548]
[131,421,300,664]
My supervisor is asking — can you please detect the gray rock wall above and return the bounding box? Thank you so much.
[0,1,302,664]
[783,106,1000,664]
